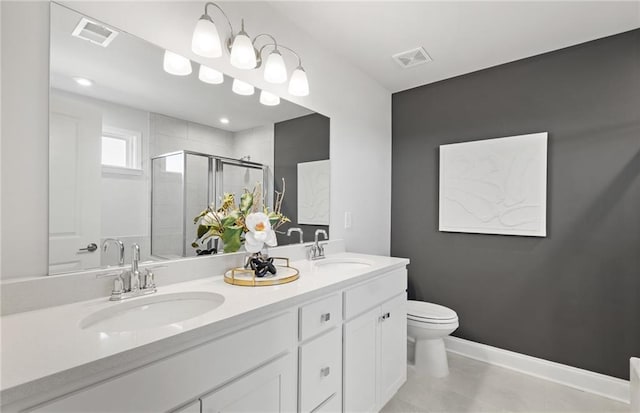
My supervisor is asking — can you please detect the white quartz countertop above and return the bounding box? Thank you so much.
[1,252,408,407]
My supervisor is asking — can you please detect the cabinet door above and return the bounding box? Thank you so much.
[343,306,379,413]
[201,354,295,413]
[378,293,407,409]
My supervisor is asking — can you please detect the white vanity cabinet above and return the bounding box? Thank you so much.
[19,264,407,413]
[343,269,408,412]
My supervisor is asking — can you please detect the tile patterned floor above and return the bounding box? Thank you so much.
[382,353,629,413]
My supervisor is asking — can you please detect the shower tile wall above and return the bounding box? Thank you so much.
[149,113,234,158]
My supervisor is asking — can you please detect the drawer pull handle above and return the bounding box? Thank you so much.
[320,313,331,323]
[379,312,391,322]
[321,366,331,377]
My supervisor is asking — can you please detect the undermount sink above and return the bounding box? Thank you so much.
[80,292,225,333]
[313,258,373,272]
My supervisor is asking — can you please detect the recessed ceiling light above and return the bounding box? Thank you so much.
[220,118,230,124]
[74,77,93,87]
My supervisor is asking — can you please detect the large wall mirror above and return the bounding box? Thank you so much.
[49,3,330,275]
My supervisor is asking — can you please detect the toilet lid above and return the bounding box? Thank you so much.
[407,300,457,321]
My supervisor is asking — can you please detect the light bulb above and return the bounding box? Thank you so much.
[232,79,255,96]
[191,16,222,58]
[163,50,192,76]
[229,24,256,70]
[288,66,309,96]
[220,117,230,124]
[259,90,280,106]
[263,50,287,84]
[198,65,224,85]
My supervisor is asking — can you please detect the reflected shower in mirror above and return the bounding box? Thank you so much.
[48,4,329,275]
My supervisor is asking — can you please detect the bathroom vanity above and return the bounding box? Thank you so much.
[0,250,409,412]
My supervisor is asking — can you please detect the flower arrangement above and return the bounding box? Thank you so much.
[192,182,290,254]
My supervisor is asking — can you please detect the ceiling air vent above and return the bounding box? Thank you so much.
[392,47,432,69]
[72,17,118,47]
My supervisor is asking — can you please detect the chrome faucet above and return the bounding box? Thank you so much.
[110,243,157,301]
[286,227,304,244]
[308,229,328,260]
[130,244,141,292]
[102,238,125,266]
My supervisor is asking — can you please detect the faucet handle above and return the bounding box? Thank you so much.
[143,269,156,290]
[110,274,125,300]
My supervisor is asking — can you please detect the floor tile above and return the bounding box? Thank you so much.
[383,353,629,413]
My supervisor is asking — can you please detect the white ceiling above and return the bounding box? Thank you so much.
[270,1,640,93]
[50,4,312,133]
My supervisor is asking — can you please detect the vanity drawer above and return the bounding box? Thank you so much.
[299,328,341,412]
[343,268,407,320]
[299,293,341,341]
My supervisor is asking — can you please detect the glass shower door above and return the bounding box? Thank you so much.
[217,159,266,207]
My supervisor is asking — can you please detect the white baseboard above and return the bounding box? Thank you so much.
[444,336,630,404]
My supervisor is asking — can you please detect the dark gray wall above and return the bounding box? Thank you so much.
[392,29,640,379]
[275,113,330,245]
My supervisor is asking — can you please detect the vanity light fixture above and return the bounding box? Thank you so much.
[288,66,309,97]
[263,49,287,84]
[73,77,93,87]
[220,117,230,124]
[191,3,229,58]
[229,20,257,70]
[191,2,309,94]
[198,65,224,84]
[163,50,192,76]
[259,90,280,106]
[232,79,254,96]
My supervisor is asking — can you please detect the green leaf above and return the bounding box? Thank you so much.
[222,226,243,253]
[197,224,209,239]
[239,191,254,215]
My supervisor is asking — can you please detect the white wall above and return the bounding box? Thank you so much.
[0,1,392,279]
[1,2,50,279]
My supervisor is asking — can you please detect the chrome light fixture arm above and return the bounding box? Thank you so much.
[256,42,302,69]
[202,2,234,36]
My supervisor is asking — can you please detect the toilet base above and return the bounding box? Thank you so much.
[414,337,449,377]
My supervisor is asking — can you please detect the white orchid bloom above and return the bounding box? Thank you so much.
[244,212,277,253]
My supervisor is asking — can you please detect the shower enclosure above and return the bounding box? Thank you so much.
[151,150,268,258]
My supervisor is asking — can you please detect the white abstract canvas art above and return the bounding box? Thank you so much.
[439,132,548,237]
[298,160,330,225]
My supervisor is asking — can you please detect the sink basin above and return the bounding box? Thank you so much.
[80,292,225,333]
[313,258,373,272]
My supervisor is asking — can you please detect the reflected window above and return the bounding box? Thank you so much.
[101,126,141,171]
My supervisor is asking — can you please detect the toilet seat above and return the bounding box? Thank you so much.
[407,300,458,324]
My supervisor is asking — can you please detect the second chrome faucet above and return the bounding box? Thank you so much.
[308,229,328,260]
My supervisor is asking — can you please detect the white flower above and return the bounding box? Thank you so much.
[244,212,277,253]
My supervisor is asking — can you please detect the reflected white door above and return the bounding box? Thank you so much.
[49,94,102,273]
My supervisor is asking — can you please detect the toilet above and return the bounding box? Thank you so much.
[407,300,459,377]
